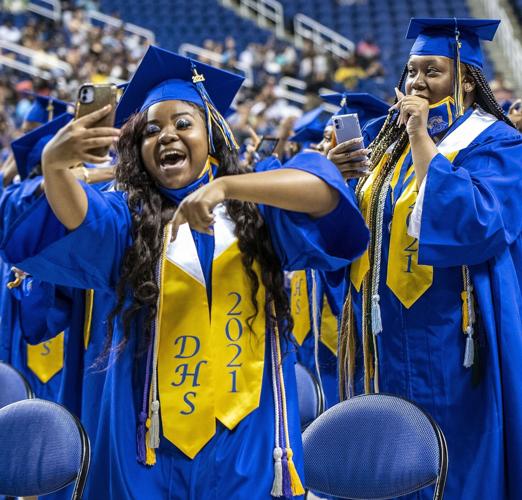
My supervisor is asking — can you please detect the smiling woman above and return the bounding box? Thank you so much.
[338,18,522,500]
[0,46,369,499]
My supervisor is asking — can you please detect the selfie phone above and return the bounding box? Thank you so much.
[256,136,279,158]
[75,83,117,157]
[332,113,362,144]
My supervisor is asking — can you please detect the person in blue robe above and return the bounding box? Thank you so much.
[0,46,369,499]
[291,93,388,411]
[331,18,522,499]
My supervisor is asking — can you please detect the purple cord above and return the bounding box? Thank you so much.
[136,337,154,463]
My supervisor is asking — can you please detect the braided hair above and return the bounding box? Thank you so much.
[104,104,292,358]
[465,64,515,127]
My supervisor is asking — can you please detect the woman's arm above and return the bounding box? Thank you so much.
[41,105,119,230]
[171,166,340,236]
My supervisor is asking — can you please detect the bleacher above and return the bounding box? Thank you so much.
[280,0,494,88]
[99,0,271,52]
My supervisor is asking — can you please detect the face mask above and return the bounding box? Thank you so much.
[426,96,457,137]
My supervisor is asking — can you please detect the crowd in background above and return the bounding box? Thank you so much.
[1,4,521,155]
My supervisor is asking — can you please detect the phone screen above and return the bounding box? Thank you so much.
[333,114,362,144]
[256,137,279,158]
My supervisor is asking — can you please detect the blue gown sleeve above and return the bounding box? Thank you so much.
[14,278,72,345]
[0,184,131,290]
[418,123,522,267]
[256,151,369,271]
[0,176,43,241]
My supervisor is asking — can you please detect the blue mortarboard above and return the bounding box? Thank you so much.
[321,92,390,129]
[11,113,73,180]
[115,45,244,151]
[407,18,500,69]
[23,93,69,125]
[290,106,331,144]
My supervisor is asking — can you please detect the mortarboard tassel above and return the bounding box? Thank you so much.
[453,20,465,118]
[191,64,239,153]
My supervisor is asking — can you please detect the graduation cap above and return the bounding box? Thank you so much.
[289,106,331,144]
[406,18,500,115]
[407,18,500,69]
[321,92,390,129]
[115,45,244,151]
[11,113,73,180]
[23,93,69,125]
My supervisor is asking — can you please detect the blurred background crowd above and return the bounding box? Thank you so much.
[1,0,521,156]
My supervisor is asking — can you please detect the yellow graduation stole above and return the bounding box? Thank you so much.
[320,296,338,355]
[157,204,266,458]
[290,270,310,346]
[26,332,64,383]
[351,146,460,307]
[83,289,94,349]
[290,270,339,354]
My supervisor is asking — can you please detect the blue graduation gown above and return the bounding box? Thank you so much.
[1,152,368,499]
[295,269,346,410]
[350,112,522,499]
[0,178,69,403]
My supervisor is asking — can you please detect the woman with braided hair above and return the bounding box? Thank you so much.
[0,46,368,498]
[334,18,522,499]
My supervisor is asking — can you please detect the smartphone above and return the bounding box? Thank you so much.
[75,83,117,157]
[256,136,279,158]
[332,113,362,144]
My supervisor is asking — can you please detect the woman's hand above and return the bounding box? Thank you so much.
[393,88,429,137]
[326,137,370,179]
[42,105,120,172]
[171,179,227,239]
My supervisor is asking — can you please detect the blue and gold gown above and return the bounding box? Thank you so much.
[1,151,368,499]
[346,106,522,499]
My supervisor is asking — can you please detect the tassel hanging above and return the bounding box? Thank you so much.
[191,63,239,152]
[281,449,292,498]
[286,448,305,496]
[453,20,465,117]
[461,266,476,368]
[463,327,475,368]
[148,400,160,449]
[136,411,148,464]
[270,447,284,497]
[371,294,383,335]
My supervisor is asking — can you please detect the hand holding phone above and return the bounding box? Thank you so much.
[329,114,370,179]
[75,83,118,157]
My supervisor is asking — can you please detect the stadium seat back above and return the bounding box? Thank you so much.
[295,362,324,431]
[0,399,90,499]
[303,394,448,499]
[0,361,33,408]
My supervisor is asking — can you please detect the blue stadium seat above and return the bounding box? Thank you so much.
[295,363,325,431]
[0,361,33,408]
[0,399,90,499]
[302,394,448,499]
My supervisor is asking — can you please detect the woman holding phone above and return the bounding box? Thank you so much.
[0,46,368,498]
[329,18,522,499]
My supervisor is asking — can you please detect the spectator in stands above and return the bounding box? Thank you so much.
[334,54,367,89]
[356,35,380,63]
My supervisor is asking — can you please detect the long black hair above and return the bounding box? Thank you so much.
[105,103,292,355]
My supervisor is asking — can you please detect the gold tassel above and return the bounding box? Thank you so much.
[286,448,305,496]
